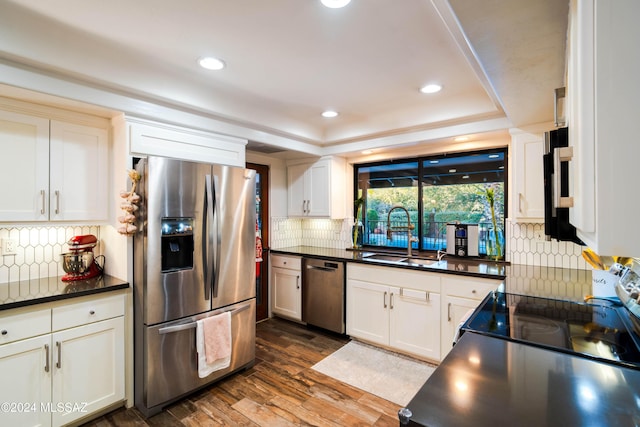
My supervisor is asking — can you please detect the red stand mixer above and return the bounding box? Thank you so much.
[60,234,104,281]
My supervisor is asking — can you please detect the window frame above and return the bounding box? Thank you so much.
[353,147,509,254]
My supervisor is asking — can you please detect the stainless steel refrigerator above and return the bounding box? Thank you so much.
[133,156,256,417]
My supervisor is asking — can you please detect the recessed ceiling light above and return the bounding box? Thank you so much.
[449,169,457,173]
[462,175,470,179]
[322,110,339,118]
[321,0,351,8]
[429,160,439,164]
[454,136,469,142]
[198,57,225,70]
[420,84,442,94]
[488,154,500,158]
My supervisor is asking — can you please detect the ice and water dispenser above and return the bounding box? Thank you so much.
[161,218,194,272]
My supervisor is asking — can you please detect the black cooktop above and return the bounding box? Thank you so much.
[462,292,640,369]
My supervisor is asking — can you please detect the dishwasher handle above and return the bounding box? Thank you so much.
[306,265,338,272]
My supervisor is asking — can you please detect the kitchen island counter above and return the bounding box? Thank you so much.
[0,274,129,311]
[402,331,640,426]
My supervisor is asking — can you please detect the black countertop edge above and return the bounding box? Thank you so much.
[271,247,507,280]
[0,275,129,312]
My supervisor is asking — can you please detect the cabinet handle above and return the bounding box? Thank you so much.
[518,193,523,213]
[390,292,394,309]
[306,200,310,214]
[54,190,60,214]
[55,341,61,369]
[448,302,452,322]
[89,310,95,315]
[383,291,387,308]
[1,330,6,336]
[553,147,574,208]
[472,289,476,294]
[296,275,300,289]
[44,344,50,373]
[40,190,46,214]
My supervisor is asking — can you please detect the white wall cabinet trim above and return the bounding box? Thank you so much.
[129,119,246,168]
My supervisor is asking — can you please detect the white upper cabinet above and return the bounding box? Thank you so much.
[0,106,109,222]
[566,0,640,256]
[510,126,546,222]
[0,109,50,221]
[287,156,346,218]
[49,121,108,221]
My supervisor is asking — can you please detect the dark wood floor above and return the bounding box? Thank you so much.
[82,318,402,426]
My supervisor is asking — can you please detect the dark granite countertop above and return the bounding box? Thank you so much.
[0,274,129,311]
[404,331,640,426]
[270,246,593,302]
[271,246,507,280]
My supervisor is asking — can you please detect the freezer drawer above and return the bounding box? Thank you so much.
[137,299,255,414]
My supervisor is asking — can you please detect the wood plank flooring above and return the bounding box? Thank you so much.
[81,318,402,426]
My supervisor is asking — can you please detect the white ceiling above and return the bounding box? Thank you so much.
[0,0,568,155]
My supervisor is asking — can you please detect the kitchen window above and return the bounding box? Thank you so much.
[353,148,507,256]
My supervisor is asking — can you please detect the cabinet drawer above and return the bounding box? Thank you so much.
[442,277,500,300]
[271,255,301,270]
[0,308,51,345]
[52,294,125,331]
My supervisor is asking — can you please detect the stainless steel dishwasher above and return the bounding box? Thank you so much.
[302,258,345,334]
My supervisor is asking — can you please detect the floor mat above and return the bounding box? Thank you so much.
[311,340,437,406]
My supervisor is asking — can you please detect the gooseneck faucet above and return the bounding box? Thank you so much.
[386,205,418,258]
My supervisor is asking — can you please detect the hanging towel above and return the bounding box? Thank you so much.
[196,311,232,378]
[452,309,475,346]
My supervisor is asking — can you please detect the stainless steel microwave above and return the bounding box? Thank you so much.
[542,127,583,244]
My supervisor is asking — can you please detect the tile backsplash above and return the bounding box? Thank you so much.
[271,217,589,270]
[0,226,101,284]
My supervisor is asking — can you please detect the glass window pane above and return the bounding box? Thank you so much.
[355,149,506,258]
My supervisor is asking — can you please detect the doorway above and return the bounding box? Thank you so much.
[247,162,269,321]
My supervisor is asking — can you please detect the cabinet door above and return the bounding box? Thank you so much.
[287,163,308,217]
[346,280,389,346]
[511,130,544,221]
[0,110,49,221]
[271,266,302,320]
[307,160,330,217]
[51,317,124,427]
[390,287,440,361]
[0,334,52,427]
[440,295,480,360]
[49,121,108,221]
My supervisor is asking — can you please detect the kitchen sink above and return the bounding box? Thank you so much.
[404,258,439,267]
[362,253,439,267]
[363,254,408,263]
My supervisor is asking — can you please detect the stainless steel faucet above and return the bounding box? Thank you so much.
[437,249,447,262]
[386,205,418,258]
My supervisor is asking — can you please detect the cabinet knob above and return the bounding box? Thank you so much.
[472,289,476,294]
[89,310,96,315]
[1,330,7,336]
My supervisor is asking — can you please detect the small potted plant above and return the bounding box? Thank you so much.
[352,197,364,248]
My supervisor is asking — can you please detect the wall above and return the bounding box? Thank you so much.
[0,225,102,284]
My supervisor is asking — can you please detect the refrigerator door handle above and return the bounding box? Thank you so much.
[203,174,214,300]
[212,174,221,299]
[157,303,251,334]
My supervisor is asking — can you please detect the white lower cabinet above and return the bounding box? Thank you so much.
[347,264,441,361]
[347,263,502,362]
[0,334,52,427]
[440,276,501,360]
[51,317,124,427]
[270,255,302,321]
[0,293,126,427]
